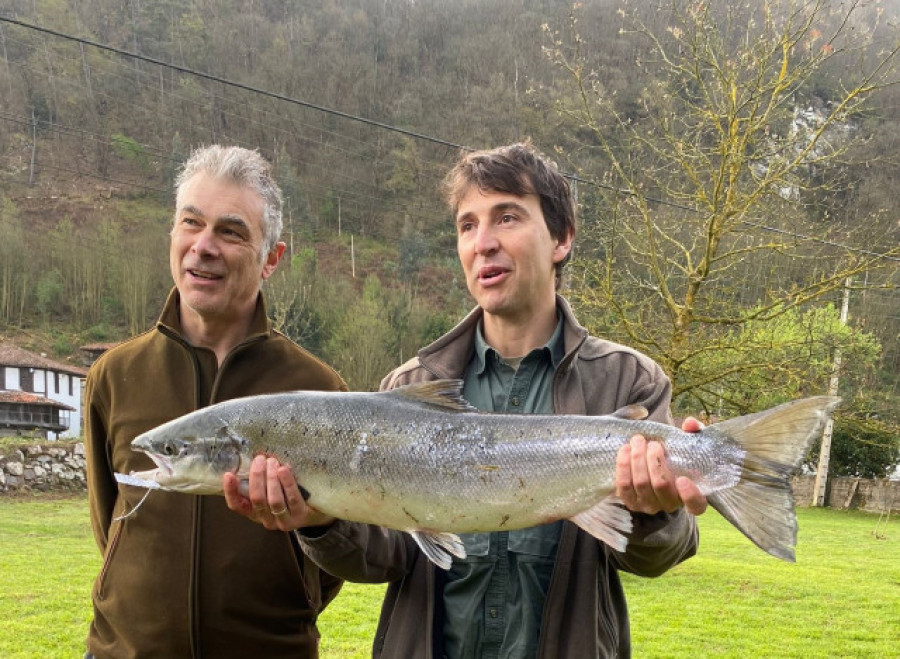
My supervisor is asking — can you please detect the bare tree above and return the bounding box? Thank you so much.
[545,0,900,414]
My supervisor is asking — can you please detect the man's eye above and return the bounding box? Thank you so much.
[459,222,475,233]
[221,228,245,240]
[500,214,516,223]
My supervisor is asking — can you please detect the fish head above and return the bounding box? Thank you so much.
[130,422,251,495]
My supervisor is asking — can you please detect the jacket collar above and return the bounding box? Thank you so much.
[156,286,273,346]
[417,294,589,380]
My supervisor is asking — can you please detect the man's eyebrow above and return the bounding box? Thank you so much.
[178,204,205,218]
[456,201,530,222]
[493,201,529,215]
[178,206,250,231]
[217,215,250,231]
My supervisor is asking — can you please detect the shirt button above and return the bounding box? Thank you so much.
[490,609,498,618]
[511,397,520,407]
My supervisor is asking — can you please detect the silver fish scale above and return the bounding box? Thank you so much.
[215,393,743,532]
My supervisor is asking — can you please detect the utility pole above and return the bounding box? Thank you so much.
[812,278,851,506]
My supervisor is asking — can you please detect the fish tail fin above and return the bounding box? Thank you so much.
[707,396,841,562]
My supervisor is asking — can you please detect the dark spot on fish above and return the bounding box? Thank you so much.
[499,514,510,527]
[402,507,420,524]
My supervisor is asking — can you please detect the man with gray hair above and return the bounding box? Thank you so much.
[84,145,346,658]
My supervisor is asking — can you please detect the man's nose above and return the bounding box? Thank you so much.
[474,224,499,255]
[191,228,220,258]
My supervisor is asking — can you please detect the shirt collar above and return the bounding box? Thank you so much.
[472,314,566,375]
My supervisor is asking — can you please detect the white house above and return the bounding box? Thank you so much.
[0,342,87,439]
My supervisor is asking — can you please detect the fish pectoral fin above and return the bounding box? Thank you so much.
[569,496,633,553]
[409,530,467,570]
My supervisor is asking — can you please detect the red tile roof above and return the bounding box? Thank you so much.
[0,342,88,377]
[0,389,76,410]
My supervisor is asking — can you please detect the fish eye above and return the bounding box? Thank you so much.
[163,441,177,456]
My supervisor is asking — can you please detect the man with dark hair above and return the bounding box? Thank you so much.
[84,145,347,658]
[226,142,706,658]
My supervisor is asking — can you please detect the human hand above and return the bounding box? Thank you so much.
[615,417,708,516]
[223,455,336,532]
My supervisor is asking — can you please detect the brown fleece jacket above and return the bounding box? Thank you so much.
[85,288,347,659]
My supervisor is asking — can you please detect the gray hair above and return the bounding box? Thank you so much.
[174,145,284,259]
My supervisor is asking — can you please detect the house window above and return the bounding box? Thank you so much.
[20,368,34,392]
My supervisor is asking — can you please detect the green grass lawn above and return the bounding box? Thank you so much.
[0,494,897,658]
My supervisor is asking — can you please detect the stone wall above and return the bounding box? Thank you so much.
[791,474,899,514]
[0,441,86,493]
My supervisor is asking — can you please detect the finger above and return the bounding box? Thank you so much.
[676,477,709,515]
[248,454,268,512]
[277,464,304,512]
[615,442,635,505]
[222,472,251,515]
[628,435,652,498]
[681,416,704,433]
[646,440,679,511]
[266,457,288,514]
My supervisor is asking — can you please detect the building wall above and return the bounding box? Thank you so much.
[1,366,83,438]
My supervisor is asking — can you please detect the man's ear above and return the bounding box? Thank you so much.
[261,242,286,280]
[553,229,574,264]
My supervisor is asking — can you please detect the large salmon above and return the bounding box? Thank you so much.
[117,380,839,568]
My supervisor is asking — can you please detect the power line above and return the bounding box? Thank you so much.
[0,16,470,153]
[0,114,449,220]
[2,16,898,263]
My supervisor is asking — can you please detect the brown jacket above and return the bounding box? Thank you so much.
[85,289,347,659]
[299,296,698,658]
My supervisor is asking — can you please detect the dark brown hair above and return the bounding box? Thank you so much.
[442,143,576,288]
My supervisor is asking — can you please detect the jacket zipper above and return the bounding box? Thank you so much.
[95,520,123,600]
[185,333,265,658]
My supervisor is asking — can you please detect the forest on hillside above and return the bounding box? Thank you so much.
[0,0,898,473]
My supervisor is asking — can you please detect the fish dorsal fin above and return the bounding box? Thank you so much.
[389,380,477,412]
[409,530,467,569]
[606,404,649,421]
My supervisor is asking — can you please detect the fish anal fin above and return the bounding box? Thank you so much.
[570,496,633,553]
[410,530,467,569]
[390,380,477,412]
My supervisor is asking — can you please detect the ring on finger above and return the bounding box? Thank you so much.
[271,507,289,517]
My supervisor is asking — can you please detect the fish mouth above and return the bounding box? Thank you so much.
[129,452,174,484]
[131,436,175,479]
[144,452,175,477]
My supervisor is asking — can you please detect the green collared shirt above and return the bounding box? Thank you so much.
[442,317,566,659]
